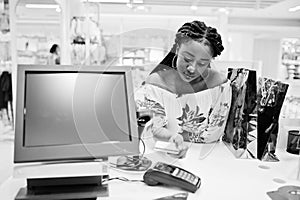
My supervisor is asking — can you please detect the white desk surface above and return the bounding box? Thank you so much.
[1,142,300,200]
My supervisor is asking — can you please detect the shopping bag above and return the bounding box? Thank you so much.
[223,68,289,161]
[257,77,289,161]
[223,68,257,158]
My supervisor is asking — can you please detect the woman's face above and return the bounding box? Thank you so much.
[176,40,213,82]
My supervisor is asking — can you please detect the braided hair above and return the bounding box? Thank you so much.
[151,20,224,74]
[175,21,224,57]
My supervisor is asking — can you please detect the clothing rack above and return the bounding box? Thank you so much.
[0,64,13,129]
[70,16,101,44]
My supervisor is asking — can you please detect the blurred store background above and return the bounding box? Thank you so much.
[0,0,300,183]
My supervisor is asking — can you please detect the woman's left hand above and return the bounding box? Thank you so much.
[168,134,189,158]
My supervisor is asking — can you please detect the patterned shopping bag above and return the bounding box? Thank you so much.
[257,78,289,161]
[223,68,289,161]
[223,68,257,158]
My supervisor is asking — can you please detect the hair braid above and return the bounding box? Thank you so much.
[151,20,224,75]
[175,20,224,57]
[205,26,224,57]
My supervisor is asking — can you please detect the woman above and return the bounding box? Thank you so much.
[135,20,232,158]
[48,44,60,65]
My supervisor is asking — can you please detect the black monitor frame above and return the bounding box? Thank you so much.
[14,65,140,163]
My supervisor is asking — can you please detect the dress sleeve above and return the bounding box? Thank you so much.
[135,84,168,134]
[202,81,232,142]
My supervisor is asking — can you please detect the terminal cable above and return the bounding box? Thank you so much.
[102,177,144,184]
[109,138,152,171]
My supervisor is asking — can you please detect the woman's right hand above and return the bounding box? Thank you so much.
[168,133,188,158]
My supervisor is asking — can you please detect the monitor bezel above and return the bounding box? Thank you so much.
[14,65,140,163]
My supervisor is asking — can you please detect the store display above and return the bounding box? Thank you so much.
[70,17,85,43]
[282,96,300,119]
[71,43,86,65]
[0,40,10,62]
[14,0,61,65]
[70,16,107,65]
[0,0,10,63]
[0,0,9,34]
[122,47,146,66]
[0,68,13,131]
[90,43,107,65]
[0,0,12,138]
[16,35,59,65]
[281,38,300,80]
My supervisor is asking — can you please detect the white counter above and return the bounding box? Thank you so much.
[1,141,299,200]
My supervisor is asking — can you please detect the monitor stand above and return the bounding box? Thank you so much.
[15,175,109,200]
[14,159,110,200]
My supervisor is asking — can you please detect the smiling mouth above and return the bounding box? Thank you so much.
[183,72,195,79]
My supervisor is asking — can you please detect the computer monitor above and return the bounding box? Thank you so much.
[14,65,139,163]
[14,65,140,199]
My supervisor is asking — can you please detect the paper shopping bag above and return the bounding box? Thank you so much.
[223,68,257,158]
[257,78,289,161]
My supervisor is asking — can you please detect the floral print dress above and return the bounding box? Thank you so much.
[135,80,232,143]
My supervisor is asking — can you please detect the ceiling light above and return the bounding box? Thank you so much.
[82,0,129,2]
[218,7,229,15]
[25,4,59,9]
[190,5,198,11]
[56,7,61,12]
[136,5,145,10]
[133,0,143,3]
[126,3,133,8]
[289,5,300,12]
[218,8,226,12]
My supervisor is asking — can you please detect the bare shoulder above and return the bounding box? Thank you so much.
[145,72,171,89]
[145,73,163,85]
[145,71,178,93]
[207,69,228,88]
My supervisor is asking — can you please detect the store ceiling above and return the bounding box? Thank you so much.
[15,0,300,39]
[16,0,300,20]
[17,0,57,5]
[142,0,284,9]
[15,0,289,9]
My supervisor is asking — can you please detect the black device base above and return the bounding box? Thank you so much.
[15,175,109,200]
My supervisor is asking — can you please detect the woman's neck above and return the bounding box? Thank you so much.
[159,70,209,94]
[147,68,226,95]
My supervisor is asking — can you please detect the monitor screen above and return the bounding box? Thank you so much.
[14,65,139,163]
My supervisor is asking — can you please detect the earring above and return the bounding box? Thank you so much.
[172,54,177,70]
